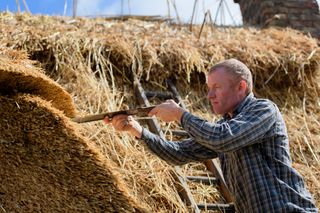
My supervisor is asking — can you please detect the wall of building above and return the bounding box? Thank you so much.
[234,0,320,39]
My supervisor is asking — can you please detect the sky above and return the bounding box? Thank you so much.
[0,0,320,26]
[0,0,243,25]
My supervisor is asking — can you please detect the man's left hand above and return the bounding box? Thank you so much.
[148,99,185,123]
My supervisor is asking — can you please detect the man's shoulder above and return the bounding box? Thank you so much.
[246,96,279,113]
[251,96,277,106]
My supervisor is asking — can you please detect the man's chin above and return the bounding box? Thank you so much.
[211,107,220,115]
[213,107,227,115]
[210,105,223,115]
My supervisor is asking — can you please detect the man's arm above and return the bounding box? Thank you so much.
[181,100,277,152]
[103,114,218,165]
[141,128,218,165]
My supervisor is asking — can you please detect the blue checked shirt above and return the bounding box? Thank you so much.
[141,93,318,212]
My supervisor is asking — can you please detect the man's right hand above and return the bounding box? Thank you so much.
[103,114,143,138]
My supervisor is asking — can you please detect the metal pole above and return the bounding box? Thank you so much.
[15,0,21,14]
[73,0,78,18]
[189,0,199,31]
[21,0,30,13]
[63,0,68,16]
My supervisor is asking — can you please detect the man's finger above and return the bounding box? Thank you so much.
[114,117,124,127]
[148,107,157,116]
[110,114,128,125]
[103,117,111,124]
[122,120,129,126]
[113,114,129,120]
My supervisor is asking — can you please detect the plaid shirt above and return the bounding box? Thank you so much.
[141,93,318,212]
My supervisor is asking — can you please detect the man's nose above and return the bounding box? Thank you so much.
[207,89,215,99]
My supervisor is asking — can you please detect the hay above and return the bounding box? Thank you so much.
[0,12,319,94]
[0,49,76,117]
[0,12,319,210]
[0,50,147,212]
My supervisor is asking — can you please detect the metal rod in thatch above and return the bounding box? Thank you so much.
[214,0,224,25]
[224,0,237,26]
[170,0,181,24]
[166,0,171,22]
[121,0,123,15]
[15,0,20,13]
[198,11,209,40]
[63,0,68,16]
[207,10,215,32]
[21,0,30,14]
[189,0,199,32]
[73,0,78,18]
[127,0,131,14]
[220,1,225,26]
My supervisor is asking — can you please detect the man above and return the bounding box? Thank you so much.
[104,59,318,212]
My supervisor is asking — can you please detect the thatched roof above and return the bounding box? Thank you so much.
[0,49,76,117]
[0,49,146,212]
[0,12,319,211]
[1,12,319,88]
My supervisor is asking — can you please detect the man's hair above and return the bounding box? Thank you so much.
[209,58,253,94]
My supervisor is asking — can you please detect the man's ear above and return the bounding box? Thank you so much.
[239,80,247,94]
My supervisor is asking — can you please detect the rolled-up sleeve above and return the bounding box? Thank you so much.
[140,128,218,165]
[181,100,277,153]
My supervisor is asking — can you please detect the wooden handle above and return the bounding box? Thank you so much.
[72,106,156,123]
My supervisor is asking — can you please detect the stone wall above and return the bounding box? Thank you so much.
[234,0,320,39]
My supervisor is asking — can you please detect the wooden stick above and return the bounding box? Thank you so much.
[72,106,156,123]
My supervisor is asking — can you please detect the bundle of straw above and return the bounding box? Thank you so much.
[0,49,146,212]
[0,12,319,210]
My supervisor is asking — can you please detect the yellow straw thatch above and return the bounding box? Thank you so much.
[0,12,319,210]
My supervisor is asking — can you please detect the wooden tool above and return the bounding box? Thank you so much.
[72,106,156,123]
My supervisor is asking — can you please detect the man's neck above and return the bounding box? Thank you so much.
[225,94,249,119]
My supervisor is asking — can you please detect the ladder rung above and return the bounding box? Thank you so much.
[197,203,235,212]
[145,91,173,99]
[170,130,189,137]
[187,176,218,185]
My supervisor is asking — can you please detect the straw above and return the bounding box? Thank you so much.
[0,12,319,210]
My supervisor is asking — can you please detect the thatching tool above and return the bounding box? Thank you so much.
[72,106,156,123]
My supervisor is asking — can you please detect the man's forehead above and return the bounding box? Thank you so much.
[207,68,232,82]
[209,67,228,75]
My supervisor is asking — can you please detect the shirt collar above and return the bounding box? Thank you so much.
[223,92,255,119]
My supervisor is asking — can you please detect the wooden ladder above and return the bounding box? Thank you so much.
[134,78,235,212]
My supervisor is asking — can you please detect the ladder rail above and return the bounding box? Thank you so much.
[167,79,234,204]
[134,80,165,138]
[134,79,201,213]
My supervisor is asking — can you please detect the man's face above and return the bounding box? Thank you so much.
[207,68,244,115]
